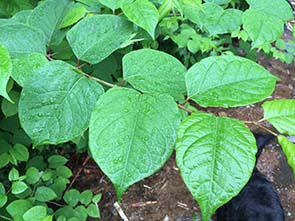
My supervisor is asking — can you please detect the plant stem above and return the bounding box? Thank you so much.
[178,104,193,114]
[0,215,12,221]
[244,121,278,136]
[84,73,115,88]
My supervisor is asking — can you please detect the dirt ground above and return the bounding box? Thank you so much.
[69,55,295,221]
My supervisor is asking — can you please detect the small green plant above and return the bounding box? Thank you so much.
[0,0,294,220]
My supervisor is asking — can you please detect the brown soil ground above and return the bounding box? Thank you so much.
[70,56,295,221]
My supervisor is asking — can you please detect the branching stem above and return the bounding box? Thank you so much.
[244,121,278,136]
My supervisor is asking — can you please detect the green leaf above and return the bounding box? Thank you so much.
[86,203,100,218]
[9,144,29,162]
[0,153,10,168]
[185,55,278,107]
[0,44,12,101]
[12,181,28,194]
[64,189,80,207]
[59,4,88,29]
[99,0,124,10]
[1,91,20,117]
[0,194,7,208]
[35,186,57,202]
[6,199,33,220]
[27,0,70,44]
[122,0,159,38]
[176,112,257,221]
[262,99,295,135]
[11,53,48,87]
[23,206,47,221]
[67,15,134,64]
[183,3,242,35]
[9,168,19,181]
[278,136,295,176]
[48,155,68,168]
[79,190,93,205]
[56,166,72,178]
[0,23,46,58]
[246,0,293,21]
[19,60,104,145]
[75,205,88,221]
[25,167,41,184]
[89,87,181,199]
[243,9,284,48]
[123,49,186,99]
[92,193,102,204]
[205,0,230,4]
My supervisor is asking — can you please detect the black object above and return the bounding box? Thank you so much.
[216,134,285,221]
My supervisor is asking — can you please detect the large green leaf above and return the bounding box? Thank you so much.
[27,0,70,44]
[121,0,159,38]
[123,49,186,99]
[19,61,104,145]
[262,99,295,135]
[183,3,242,35]
[278,135,295,176]
[246,0,293,21]
[0,23,46,58]
[243,9,284,48]
[176,112,257,221]
[0,44,12,101]
[89,87,181,199]
[6,199,33,220]
[185,55,278,107]
[99,0,124,10]
[12,53,48,87]
[67,15,134,64]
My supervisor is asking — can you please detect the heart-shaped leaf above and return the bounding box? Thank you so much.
[176,112,257,221]
[89,87,181,199]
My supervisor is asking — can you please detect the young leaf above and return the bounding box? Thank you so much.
[59,3,88,29]
[185,55,278,107]
[80,190,93,205]
[9,144,29,162]
[176,112,257,221]
[99,0,124,10]
[0,23,46,58]
[1,91,20,117]
[0,44,12,101]
[9,168,19,181]
[246,0,294,21]
[123,49,186,99]
[25,167,41,184]
[11,53,48,87]
[89,87,181,199]
[278,135,295,176]
[122,0,159,38]
[67,15,134,64]
[262,99,295,135]
[86,203,100,218]
[243,9,284,48]
[64,189,80,207]
[48,155,68,168]
[19,60,104,145]
[6,199,33,220]
[35,186,57,202]
[23,206,47,221]
[184,3,242,35]
[27,0,70,44]
[12,181,28,194]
